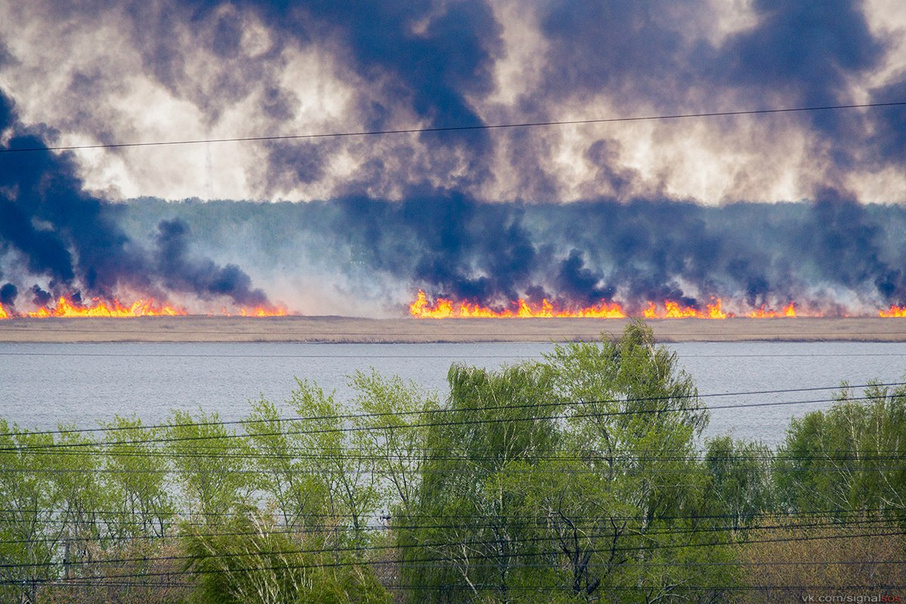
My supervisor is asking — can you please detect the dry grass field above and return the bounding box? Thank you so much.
[1,316,905,343]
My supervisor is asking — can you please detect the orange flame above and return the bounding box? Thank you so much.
[746,303,796,318]
[640,299,727,319]
[408,290,626,319]
[21,296,187,318]
[0,295,291,319]
[409,291,734,320]
[707,299,727,319]
[663,301,699,319]
[243,306,289,317]
[218,306,290,317]
[408,292,871,320]
[880,305,906,318]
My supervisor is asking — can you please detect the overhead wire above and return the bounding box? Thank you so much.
[0,380,902,450]
[0,394,893,453]
[0,514,899,547]
[0,527,902,580]
[1,100,904,155]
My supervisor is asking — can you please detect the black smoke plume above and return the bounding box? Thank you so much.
[155,219,269,307]
[0,283,16,307]
[0,90,274,312]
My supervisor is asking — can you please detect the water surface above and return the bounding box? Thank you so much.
[1,341,905,446]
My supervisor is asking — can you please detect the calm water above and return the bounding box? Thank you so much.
[1,341,905,446]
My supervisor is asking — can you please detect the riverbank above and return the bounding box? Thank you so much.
[1,316,904,342]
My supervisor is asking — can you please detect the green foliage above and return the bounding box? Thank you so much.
[540,321,731,604]
[402,363,561,602]
[0,421,61,603]
[183,509,391,604]
[102,415,176,541]
[705,436,775,532]
[244,394,330,530]
[775,381,906,518]
[285,379,379,549]
[167,409,253,520]
[399,322,733,603]
[349,370,439,517]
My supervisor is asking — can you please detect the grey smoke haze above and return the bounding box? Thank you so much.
[112,196,906,316]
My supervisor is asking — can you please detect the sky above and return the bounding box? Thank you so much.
[1,0,906,316]
[1,0,905,205]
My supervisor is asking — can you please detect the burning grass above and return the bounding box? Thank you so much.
[0,295,289,320]
[410,290,904,320]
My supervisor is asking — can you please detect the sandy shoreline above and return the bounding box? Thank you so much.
[1,316,905,343]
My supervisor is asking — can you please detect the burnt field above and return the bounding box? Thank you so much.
[1,316,905,343]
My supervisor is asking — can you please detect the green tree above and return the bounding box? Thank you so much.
[401,322,738,603]
[244,394,330,531]
[49,428,109,587]
[281,380,379,552]
[0,422,62,603]
[704,436,775,533]
[541,321,733,604]
[400,363,561,603]
[102,415,176,542]
[167,410,253,521]
[349,370,439,518]
[775,381,906,518]
[183,508,391,604]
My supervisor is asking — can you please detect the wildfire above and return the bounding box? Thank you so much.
[641,299,727,319]
[880,305,906,318]
[747,303,797,318]
[408,290,626,319]
[408,292,906,320]
[219,306,290,317]
[410,291,735,320]
[0,295,291,319]
[9,296,188,319]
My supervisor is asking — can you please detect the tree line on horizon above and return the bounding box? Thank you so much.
[0,322,904,603]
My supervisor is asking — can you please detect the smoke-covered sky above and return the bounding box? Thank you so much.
[1,1,906,316]
[2,0,906,203]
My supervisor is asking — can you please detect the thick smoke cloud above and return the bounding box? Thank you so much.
[0,90,274,311]
[107,0,501,196]
[0,283,16,307]
[720,2,883,108]
[1,0,903,202]
[869,77,906,165]
[715,0,883,166]
[537,1,705,108]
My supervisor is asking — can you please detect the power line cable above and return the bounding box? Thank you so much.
[1,381,901,448]
[1,514,898,547]
[0,391,895,453]
[1,101,904,154]
[0,527,901,579]
[11,446,906,462]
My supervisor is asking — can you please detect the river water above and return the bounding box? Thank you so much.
[1,341,905,446]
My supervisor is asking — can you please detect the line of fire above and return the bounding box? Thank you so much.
[9,291,906,320]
